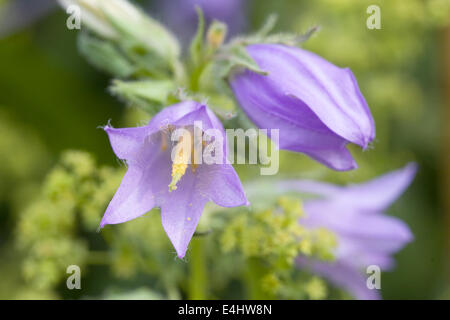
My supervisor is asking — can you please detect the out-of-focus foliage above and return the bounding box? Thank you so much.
[220,197,336,299]
[16,151,122,293]
[0,110,50,203]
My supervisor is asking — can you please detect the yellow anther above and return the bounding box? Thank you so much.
[161,131,168,151]
[168,133,191,192]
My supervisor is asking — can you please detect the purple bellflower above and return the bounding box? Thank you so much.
[101,101,248,258]
[278,163,417,299]
[230,44,376,171]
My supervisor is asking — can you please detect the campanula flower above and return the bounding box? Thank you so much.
[278,163,417,299]
[101,101,248,258]
[230,44,376,171]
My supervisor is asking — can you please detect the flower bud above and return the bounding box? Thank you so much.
[207,21,227,50]
[230,44,376,171]
[59,0,180,65]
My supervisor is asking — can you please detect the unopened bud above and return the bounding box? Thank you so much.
[59,0,180,63]
[207,21,227,50]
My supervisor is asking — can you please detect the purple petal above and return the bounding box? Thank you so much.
[159,165,246,258]
[101,101,248,258]
[332,162,418,211]
[104,125,151,162]
[230,44,376,170]
[204,164,249,207]
[231,86,358,170]
[281,164,416,295]
[159,169,210,259]
[100,133,170,227]
[298,259,381,300]
[246,44,375,148]
[278,162,418,212]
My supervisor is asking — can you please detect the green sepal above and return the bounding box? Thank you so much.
[109,79,176,115]
[189,6,205,67]
[215,44,268,82]
[101,2,181,65]
[77,32,134,78]
[227,12,319,48]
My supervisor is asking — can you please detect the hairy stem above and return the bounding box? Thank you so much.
[188,238,208,299]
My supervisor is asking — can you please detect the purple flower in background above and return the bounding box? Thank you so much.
[278,163,417,299]
[0,0,55,38]
[156,0,245,44]
[101,101,247,258]
[230,44,375,171]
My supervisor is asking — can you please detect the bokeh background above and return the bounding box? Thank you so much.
[0,0,449,299]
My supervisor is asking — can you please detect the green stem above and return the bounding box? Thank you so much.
[86,251,111,265]
[188,238,208,299]
[245,258,273,300]
[189,63,207,92]
[164,279,181,300]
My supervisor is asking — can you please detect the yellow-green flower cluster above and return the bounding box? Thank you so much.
[16,151,123,291]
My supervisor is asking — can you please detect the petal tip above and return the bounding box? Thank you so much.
[177,252,186,259]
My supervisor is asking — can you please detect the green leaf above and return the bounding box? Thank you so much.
[189,6,205,66]
[255,14,278,37]
[109,79,176,115]
[218,45,268,80]
[264,26,321,46]
[77,32,134,78]
[101,1,181,62]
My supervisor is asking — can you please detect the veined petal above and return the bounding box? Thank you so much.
[245,44,375,148]
[280,164,416,297]
[331,162,418,211]
[298,258,381,300]
[205,164,249,207]
[104,125,150,161]
[160,163,247,258]
[101,101,247,258]
[230,82,357,170]
[303,202,413,248]
[278,163,418,212]
[159,164,210,258]
[100,136,171,227]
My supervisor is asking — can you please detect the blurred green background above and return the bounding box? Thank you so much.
[0,0,449,299]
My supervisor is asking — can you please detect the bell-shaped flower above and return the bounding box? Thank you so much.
[278,163,417,299]
[230,44,375,171]
[101,101,248,258]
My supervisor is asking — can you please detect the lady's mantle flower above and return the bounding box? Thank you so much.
[278,163,417,299]
[230,44,375,171]
[101,101,248,258]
